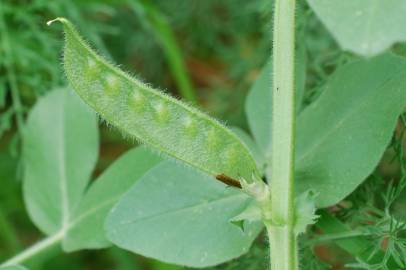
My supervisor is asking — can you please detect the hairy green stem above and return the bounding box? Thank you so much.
[0,231,63,267]
[267,0,297,269]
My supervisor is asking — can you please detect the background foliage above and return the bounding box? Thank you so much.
[1,0,406,269]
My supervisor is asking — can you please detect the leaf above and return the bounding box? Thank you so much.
[230,127,265,172]
[23,88,98,235]
[0,266,28,270]
[245,60,272,155]
[308,0,406,56]
[296,53,406,207]
[22,87,164,253]
[105,161,263,268]
[63,147,162,251]
[245,50,306,158]
[48,18,258,181]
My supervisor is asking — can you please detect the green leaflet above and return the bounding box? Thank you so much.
[63,146,162,251]
[308,0,406,56]
[23,88,99,235]
[245,60,272,156]
[296,53,406,207]
[23,88,162,253]
[245,53,406,208]
[105,161,263,268]
[49,18,259,181]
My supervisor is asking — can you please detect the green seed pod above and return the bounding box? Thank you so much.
[48,18,259,181]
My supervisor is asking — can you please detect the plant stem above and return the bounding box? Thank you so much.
[267,0,297,269]
[0,231,64,267]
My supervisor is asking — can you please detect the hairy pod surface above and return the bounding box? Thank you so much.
[49,18,258,181]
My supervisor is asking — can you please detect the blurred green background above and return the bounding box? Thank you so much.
[0,0,357,269]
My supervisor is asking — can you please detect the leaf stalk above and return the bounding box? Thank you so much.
[0,231,64,267]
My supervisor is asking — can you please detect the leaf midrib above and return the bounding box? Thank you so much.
[117,192,248,226]
[67,196,119,230]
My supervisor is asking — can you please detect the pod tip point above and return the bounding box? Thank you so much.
[47,17,67,26]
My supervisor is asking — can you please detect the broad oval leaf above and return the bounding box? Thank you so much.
[63,147,162,251]
[23,88,98,235]
[105,161,263,268]
[308,0,406,56]
[296,53,406,207]
[49,18,258,181]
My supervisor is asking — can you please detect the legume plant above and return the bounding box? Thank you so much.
[3,1,406,269]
